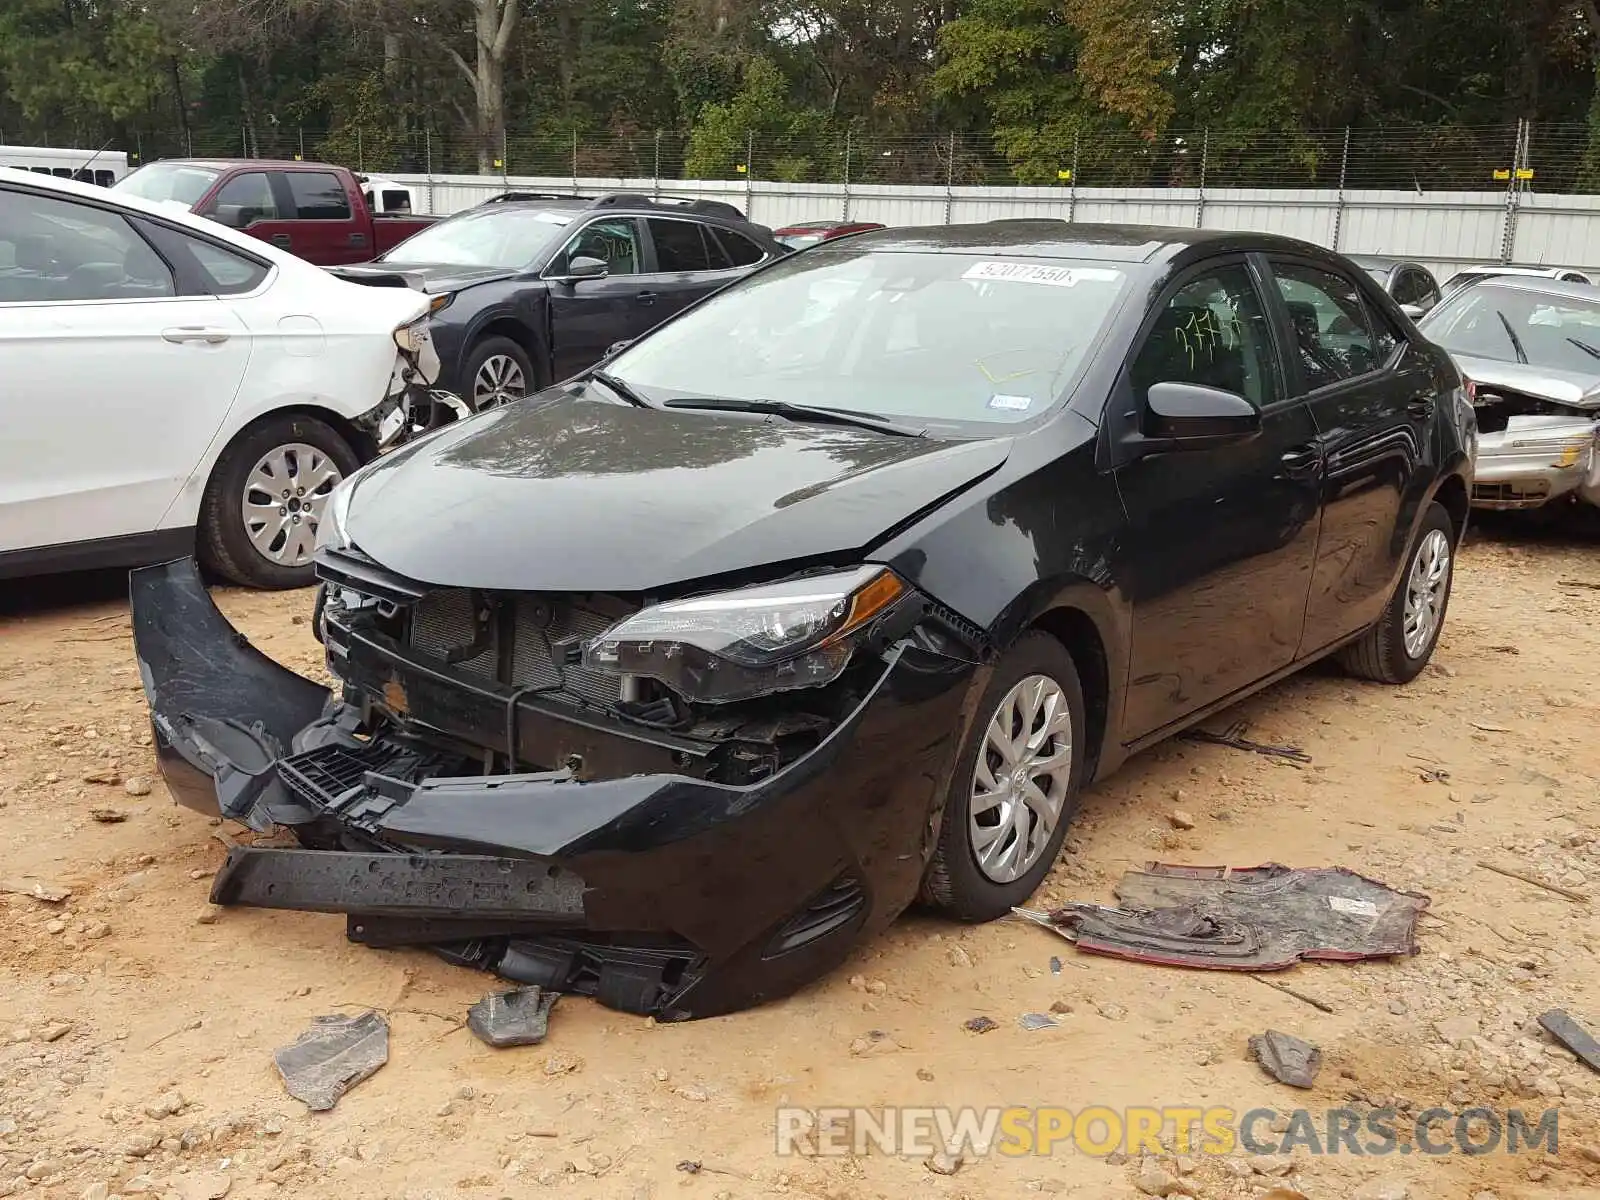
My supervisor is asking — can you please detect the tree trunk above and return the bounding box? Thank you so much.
[472,0,519,174]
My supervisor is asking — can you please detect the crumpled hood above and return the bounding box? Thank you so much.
[342,394,1012,591]
[329,262,516,294]
[1454,354,1600,410]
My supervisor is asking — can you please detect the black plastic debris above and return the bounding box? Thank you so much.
[964,1016,999,1034]
[467,986,559,1048]
[1249,1029,1322,1088]
[1539,1009,1600,1073]
[273,1010,389,1111]
[1018,1012,1059,1031]
[1014,863,1428,971]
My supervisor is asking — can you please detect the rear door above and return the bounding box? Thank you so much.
[1265,257,1439,655]
[641,217,742,319]
[281,169,368,265]
[544,216,650,381]
[0,184,252,553]
[1113,257,1322,739]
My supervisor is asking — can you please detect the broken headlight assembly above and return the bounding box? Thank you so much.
[583,566,916,704]
[314,474,357,554]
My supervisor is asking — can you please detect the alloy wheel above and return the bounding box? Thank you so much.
[969,674,1075,884]
[1402,528,1451,658]
[240,443,343,568]
[472,354,528,410]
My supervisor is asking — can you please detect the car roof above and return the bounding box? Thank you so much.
[1452,264,1585,278]
[1450,276,1600,301]
[839,221,1336,265]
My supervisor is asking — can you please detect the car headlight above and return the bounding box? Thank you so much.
[314,475,357,553]
[583,566,913,704]
[393,316,430,354]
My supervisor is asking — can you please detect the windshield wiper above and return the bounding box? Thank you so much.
[587,370,651,408]
[1566,335,1600,362]
[662,397,927,438]
[1496,310,1529,364]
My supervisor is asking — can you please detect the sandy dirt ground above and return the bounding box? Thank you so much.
[2,523,1599,1200]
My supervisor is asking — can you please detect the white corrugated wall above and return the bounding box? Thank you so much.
[389,173,1600,280]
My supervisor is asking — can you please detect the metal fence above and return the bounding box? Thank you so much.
[3,120,1587,192]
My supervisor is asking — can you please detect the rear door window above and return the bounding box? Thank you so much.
[715,228,768,267]
[647,218,712,272]
[1271,262,1384,388]
[285,171,352,220]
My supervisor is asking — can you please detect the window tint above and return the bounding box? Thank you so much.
[648,218,712,272]
[285,171,351,220]
[0,188,175,303]
[717,228,767,267]
[1129,264,1279,410]
[701,225,733,270]
[211,172,279,228]
[1391,269,1428,306]
[1272,262,1383,388]
[554,218,640,275]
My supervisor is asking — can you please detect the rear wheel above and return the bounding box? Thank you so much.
[464,336,535,412]
[1338,501,1455,683]
[921,632,1086,922]
[198,414,360,590]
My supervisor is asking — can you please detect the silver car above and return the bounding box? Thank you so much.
[1419,277,1600,511]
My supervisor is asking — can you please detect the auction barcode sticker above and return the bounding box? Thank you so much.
[962,261,1121,287]
[1327,896,1380,917]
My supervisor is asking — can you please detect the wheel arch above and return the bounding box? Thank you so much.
[465,312,549,390]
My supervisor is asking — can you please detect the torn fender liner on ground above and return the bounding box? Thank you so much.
[1016,863,1428,970]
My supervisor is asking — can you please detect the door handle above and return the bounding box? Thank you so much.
[349,231,368,246]
[1280,444,1322,478]
[270,234,292,248]
[162,326,231,345]
[636,291,657,305]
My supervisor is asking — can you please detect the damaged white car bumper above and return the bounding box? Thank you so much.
[1470,415,1600,510]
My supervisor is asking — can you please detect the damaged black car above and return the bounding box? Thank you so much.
[133,223,1475,1020]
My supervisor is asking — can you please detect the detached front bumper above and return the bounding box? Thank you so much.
[132,559,977,1020]
[1470,417,1600,510]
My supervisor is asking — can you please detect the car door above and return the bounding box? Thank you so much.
[281,169,367,265]
[1112,257,1323,740]
[0,184,252,554]
[640,217,739,320]
[201,168,292,251]
[1265,257,1438,656]
[545,216,649,381]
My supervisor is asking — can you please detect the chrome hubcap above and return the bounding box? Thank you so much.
[1403,528,1451,658]
[472,354,527,409]
[240,443,342,568]
[969,674,1075,884]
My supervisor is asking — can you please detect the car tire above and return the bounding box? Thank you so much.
[921,631,1087,923]
[197,414,362,591]
[1337,501,1455,684]
[463,335,536,412]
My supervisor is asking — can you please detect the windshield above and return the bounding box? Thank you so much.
[605,249,1131,432]
[113,163,221,206]
[1422,283,1600,373]
[380,206,573,267]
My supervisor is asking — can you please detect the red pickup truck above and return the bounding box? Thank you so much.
[113,159,438,266]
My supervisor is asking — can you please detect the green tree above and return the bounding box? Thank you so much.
[684,55,831,179]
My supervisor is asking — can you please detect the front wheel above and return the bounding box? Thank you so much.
[1338,501,1455,684]
[197,415,361,590]
[463,336,535,412]
[921,631,1086,922]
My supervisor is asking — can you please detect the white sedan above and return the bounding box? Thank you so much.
[0,169,441,589]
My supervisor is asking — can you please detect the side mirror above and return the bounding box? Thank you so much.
[602,339,632,361]
[1135,381,1261,453]
[564,255,609,282]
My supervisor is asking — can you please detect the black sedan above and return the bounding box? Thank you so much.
[334,191,784,412]
[132,222,1474,1020]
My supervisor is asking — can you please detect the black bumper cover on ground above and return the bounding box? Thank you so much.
[132,558,978,1019]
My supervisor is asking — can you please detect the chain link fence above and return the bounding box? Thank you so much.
[5,122,1594,193]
